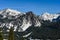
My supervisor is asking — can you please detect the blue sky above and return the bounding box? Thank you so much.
[0,0,60,15]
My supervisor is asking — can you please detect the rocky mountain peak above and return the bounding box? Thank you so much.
[0,8,23,16]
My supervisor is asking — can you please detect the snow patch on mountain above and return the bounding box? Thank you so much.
[18,18,32,32]
[23,32,32,37]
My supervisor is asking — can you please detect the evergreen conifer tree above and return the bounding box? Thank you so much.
[8,27,14,40]
[0,28,3,40]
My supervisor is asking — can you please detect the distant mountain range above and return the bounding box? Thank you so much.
[0,8,60,40]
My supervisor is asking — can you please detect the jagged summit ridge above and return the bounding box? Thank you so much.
[0,8,23,16]
[41,12,60,21]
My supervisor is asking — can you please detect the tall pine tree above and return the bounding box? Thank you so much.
[0,27,3,40]
[8,27,14,40]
